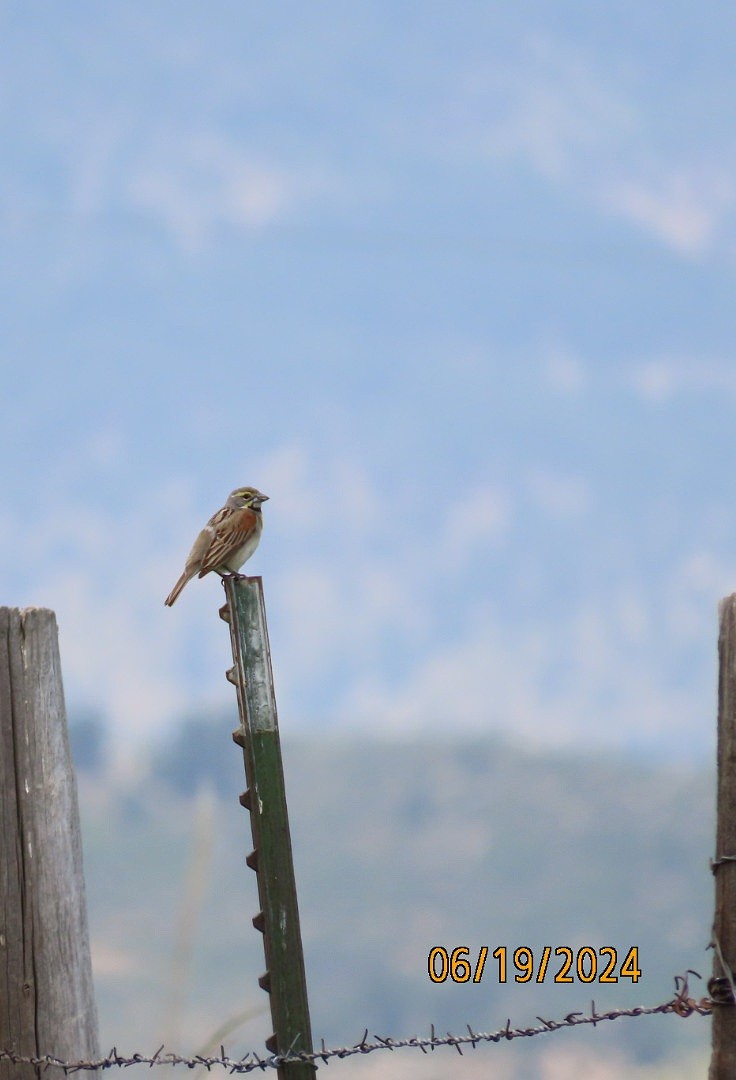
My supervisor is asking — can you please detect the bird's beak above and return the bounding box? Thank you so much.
[258,494,269,503]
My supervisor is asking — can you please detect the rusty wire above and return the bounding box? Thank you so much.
[0,975,712,1074]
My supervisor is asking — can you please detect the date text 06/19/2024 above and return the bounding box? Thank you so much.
[428,945,641,985]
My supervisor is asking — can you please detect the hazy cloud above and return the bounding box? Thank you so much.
[628,357,736,403]
[127,133,303,249]
[605,168,735,255]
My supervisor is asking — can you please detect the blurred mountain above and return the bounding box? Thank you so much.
[69,710,110,773]
[79,721,713,1074]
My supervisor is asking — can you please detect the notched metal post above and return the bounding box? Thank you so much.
[222,575,316,1079]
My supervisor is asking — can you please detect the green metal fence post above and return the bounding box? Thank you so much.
[221,576,316,1080]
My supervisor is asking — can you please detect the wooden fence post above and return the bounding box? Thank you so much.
[221,577,316,1080]
[0,607,99,1079]
[710,594,736,1078]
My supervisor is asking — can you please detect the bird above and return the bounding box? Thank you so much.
[164,486,269,606]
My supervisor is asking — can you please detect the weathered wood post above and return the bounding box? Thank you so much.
[0,607,99,1079]
[710,594,736,1078]
[221,577,316,1080]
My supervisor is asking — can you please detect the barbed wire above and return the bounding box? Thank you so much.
[0,974,712,1074]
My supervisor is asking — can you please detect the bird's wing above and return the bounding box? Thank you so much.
[182,507,230,575]
[198,506,259,576]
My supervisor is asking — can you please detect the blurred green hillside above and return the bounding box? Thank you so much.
[71,717,713,1075]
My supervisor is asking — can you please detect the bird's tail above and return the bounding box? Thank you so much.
[164,572,191,607]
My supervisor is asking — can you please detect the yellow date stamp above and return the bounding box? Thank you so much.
[428,945,641,985]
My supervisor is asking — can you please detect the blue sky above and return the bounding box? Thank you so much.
[2,4,735,762]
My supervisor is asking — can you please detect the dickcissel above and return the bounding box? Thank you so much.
[164,486,269,606]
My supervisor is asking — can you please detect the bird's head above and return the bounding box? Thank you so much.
[228,486,269,509]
